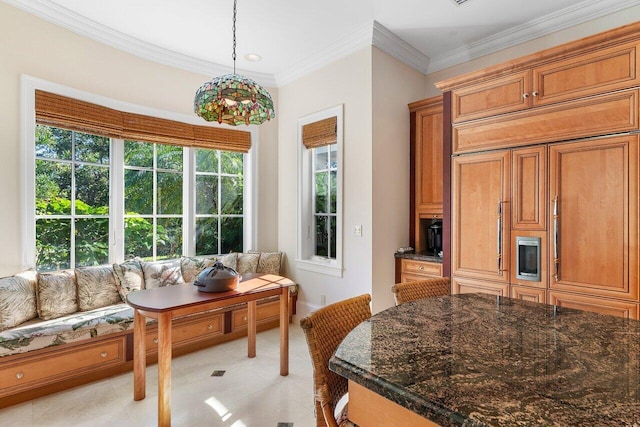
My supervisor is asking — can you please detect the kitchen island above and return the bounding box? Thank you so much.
[329,293,640,426]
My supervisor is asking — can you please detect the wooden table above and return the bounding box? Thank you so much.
[126,273,294,427]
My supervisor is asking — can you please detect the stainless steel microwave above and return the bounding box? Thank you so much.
[516,236,541,282]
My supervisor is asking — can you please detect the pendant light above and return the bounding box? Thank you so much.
[194,0,275,126]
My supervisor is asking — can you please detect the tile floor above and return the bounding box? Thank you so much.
[0,324,316,427]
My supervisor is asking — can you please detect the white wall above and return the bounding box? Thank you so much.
[371,47,426,313]
[278,48,373,317]
[424,6,640,97]
[0,2,279,276]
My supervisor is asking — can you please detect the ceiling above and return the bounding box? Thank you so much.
[5,0,640,86]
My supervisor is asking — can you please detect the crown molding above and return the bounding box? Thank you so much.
[427,0,640,74]
[274,21,373,87]
[372,21,431,74]
[2,0,277,87]
[5,0,640,86]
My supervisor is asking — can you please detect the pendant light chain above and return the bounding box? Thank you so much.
[232,0,237,74]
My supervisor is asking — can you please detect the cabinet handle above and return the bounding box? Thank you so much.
[207,324,213,330]
[153,338,158,344]
[419,266,424,271]
[553,196,559,281]
[242,316,247,321]
[532,91,539,97]
[101,351,107,358]
[433,214,439,218]
[497,200,503,273]
[16,372,24,380]
[522,93,530,99]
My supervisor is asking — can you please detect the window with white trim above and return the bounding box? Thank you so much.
[26,82,254,271]
[297,105,343,277]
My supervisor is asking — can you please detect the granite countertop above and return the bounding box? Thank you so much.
[329,293,640,426]
[395,251,443,263]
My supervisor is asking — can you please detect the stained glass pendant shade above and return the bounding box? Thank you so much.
[194,0,275,126]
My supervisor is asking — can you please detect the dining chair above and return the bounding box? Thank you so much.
[391,277,451,305]
[300,294,372,427]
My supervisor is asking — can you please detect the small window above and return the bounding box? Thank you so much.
[297,105,343,276]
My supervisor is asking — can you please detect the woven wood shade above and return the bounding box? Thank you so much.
[302,116,337,149]
[35,90,251,153]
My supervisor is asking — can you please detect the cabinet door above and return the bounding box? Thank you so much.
[451,276,509,297]
[415,103,443,213]
[533,40,640,107]
[452,150,510,283]
[549,291,638,320]
[549,135,639,300]
[512,146,546,230]
[451,70,531,123]
[510,285,546,303]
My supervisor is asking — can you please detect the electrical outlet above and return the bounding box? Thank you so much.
[353,224,362,236]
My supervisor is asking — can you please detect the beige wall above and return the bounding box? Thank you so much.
[0,2,279,276]
[371,47,426,313]
[278,48,373,317]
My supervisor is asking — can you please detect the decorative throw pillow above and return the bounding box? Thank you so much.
[37,270,78,320]
[249,251,283,275]
[0,270,38,331]
[142,259,185,289]
[112,258,144,299]
[180,256,217,283]
[76,266,121,311]
[215,253,238,271]
[236,252,260,275]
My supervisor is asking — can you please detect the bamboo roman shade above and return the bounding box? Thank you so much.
[35,90,251,152]
[302,116,337,149]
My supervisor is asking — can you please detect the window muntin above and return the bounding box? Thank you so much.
[123,140,184,260]
[312,144,338,259]
[195,149,244,255]
[35,125,110,270]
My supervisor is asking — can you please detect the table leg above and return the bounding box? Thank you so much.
[133,309,146,401]
[158,311,172,427]
[279,288,289,376]
[247,300,257,358]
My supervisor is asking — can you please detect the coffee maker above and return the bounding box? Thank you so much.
[426,220,443,256]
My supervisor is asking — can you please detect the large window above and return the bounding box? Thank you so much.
[35,126,110,270]
[297,105,343,277]
[26,83,254,272]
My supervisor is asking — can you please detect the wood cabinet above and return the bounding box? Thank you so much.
[146,312,224,353]
[414,98,444,213]
[452,150,510,284]
[450,39,640,123]
[409,97,444,254]
[452,89,639,154]
[399,258,442,283]
[549,291,639,320]
[511,146,546,230]
[452,276,509,297]
[0,335,127,398]
[231,299,281,332]
[510,285,546,303]
[548,135,639,301]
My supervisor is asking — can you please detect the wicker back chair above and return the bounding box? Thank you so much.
[391,277,451,305]
[300,294,372,427]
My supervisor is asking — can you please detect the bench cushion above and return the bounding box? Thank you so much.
[0,303,134,357]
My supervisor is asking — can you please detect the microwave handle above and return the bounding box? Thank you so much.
[553,196,559,281]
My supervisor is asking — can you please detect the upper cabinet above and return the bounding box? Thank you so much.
[449,39,640,124]
[410,97,443,214]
